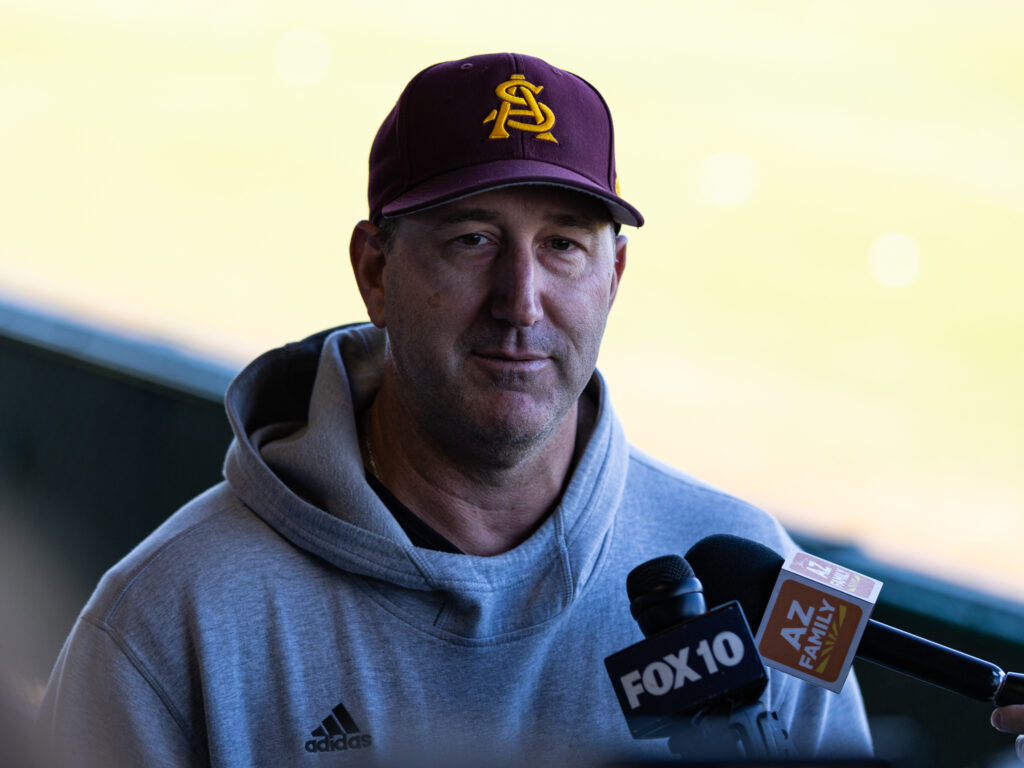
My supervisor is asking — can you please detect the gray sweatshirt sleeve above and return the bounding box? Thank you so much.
[35,616,200,768]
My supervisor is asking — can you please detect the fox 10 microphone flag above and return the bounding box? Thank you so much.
[755,552,883,693]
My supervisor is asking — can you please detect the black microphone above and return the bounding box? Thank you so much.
[605,555,795,759]
[685,534,1024,705]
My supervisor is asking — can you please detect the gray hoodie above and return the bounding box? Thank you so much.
[36,324,873,767]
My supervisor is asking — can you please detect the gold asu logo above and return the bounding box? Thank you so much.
[483,74,557,143]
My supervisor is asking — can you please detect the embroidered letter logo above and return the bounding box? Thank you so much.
[483,74,557,143]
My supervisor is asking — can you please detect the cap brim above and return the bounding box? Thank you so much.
[379,159,644,227]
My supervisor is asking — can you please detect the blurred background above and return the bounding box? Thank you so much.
[2,0,1022,765]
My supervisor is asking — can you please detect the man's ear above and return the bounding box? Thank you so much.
[608,233,628,309]
[350,220,387,327]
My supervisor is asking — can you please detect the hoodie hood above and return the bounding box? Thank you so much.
[223,324,630,642]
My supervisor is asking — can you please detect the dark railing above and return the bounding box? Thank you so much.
[0,297,235,683]
[2,297,1022,767]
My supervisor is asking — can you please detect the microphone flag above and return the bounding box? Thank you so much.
[604,601,766,739]
[755,551,883,693]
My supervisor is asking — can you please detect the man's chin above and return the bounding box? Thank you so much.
[457,396,574,458]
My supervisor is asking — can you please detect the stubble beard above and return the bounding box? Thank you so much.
[385,338,585,472]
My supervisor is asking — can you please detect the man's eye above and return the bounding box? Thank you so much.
[454,233,487,247]
[549,238,576,251]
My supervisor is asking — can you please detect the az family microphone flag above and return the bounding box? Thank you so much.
[754,552,882,693]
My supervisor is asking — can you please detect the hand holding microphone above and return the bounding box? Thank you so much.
[991,705,1024,762]
[992,704,1024,732]
[685,534,1024,763]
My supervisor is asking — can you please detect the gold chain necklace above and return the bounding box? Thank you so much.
[362,407,383,482]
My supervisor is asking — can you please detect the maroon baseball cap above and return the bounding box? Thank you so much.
[367,52,644,227]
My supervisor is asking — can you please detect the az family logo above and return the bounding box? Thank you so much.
[759,580,862,684]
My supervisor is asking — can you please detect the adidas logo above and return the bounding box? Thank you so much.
[303,701,373,753]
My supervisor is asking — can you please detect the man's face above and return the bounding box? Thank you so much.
[371,186,627,465]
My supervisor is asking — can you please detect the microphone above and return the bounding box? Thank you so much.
[604,555,795,759]
[685,534,1024,706]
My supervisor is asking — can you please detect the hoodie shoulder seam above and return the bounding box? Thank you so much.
[77,613,204,759]
[102,502,241,621]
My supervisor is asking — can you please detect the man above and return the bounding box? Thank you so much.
[36,53,873,766]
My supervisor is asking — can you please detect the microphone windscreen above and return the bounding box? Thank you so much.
[625,554,693,602]
[685,535,784,624]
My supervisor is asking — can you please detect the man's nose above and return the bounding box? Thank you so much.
[490,245,543,327]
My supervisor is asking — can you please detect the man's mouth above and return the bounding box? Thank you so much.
[472,350,550,372]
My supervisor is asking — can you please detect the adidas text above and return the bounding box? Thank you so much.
[305,734,373,753]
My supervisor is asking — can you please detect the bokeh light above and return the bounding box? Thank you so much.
[869,233,922,288]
